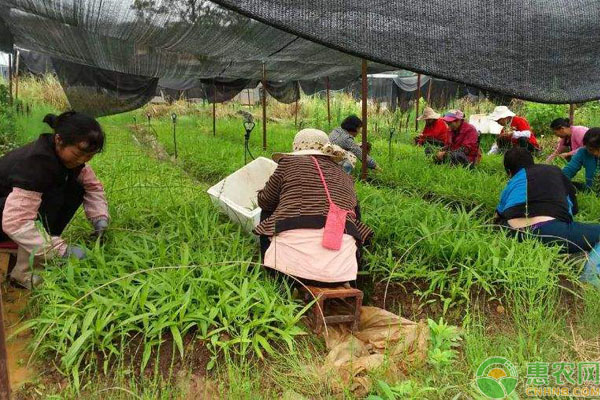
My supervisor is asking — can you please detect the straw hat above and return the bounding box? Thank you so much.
[417,107,441,121]
[272,128,352,164]
[488,106,516,121]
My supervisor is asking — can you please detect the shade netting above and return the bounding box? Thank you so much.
[0,0,598,115]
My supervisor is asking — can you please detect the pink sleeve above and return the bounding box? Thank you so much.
[2,188,67,257]
[571,127,587,151]
[553,138,566,155]
[77,165,109,222]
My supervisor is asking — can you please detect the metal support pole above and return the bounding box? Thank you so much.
[0,288,11,400]
[7,53,12,106]
[361,60,369,181]
[569,103,575,125]
[326,76,331,128]
[212,101,216,136]
[294,97,299,128]
[14,49,19,103]
[171,113,178,159]
[415,73,422,131]
[212,80,216,136]
[262,64,267,150]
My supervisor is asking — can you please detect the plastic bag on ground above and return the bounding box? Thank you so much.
[319,306,429,396]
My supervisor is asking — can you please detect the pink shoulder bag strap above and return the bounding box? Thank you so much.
[311,156,355,251]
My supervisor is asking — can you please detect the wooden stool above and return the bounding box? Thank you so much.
[303,285,363,334]
[0,241,18,283]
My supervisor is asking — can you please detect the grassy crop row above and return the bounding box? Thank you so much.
[13,97,600,398]
[15,110,306,390]
[142,113,594,367]
[373,142,600,222]
[137,109,600,223]
[141,117,581,299]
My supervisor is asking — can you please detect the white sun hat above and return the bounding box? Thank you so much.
[488,106,516,121]
[272,128,351,164]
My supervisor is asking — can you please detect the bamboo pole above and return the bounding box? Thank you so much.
[262,64,267,150]
[415,73,422,131]
[361,60,369,181]
[0,288,11,400]
[326,76,331,128]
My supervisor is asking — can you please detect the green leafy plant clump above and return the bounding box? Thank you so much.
[15,119,307,390]
[142,114,578,309]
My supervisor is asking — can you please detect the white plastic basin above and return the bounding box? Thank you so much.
[207,157,278,233]
[469,114,503,135]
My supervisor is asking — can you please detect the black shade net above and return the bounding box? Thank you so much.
[200,78,255,103]
[0,1,390,81]
[210,0,600,104]
[263,80,299,104]
[19,49,53,75]
[52,58,158,117]
[0,0,598,117]
[299,76,359,96]
[0,8,12,53]
[158,78,299,104]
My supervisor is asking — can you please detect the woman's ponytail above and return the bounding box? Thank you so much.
[43,113,58,129]
[46,111,104,153]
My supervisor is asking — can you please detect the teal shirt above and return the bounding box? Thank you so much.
[563,147,600,189]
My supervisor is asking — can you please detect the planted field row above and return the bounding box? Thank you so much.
[141,121,579,310]
[373,142,600,222]
[21,116,305,387]
[141,112,600,222]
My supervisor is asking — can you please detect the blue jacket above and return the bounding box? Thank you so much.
[563,147,600,189]
[497,165,577,223]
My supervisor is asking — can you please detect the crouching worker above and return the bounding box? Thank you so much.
[0,111,109,289]
[330,115,380,173]
[487,106,539,155]
[414,107,450,148]
[254,129,373,287]
[496,148,600,254]
[562,128,600,193]
[546,118,588,163]
[434,110,481,167]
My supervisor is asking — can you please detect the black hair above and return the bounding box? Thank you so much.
[549,118,571,130]
[583,128,600,150]
[43,111,104,153]
[341,115,363,132]
[504,147,534,176]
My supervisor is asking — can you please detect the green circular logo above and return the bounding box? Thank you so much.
[475,357,519,399]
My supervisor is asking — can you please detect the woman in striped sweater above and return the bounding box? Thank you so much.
[254,129,372,286]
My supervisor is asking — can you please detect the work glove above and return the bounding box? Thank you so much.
[63,245,86,260]
[92,218,109,239]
